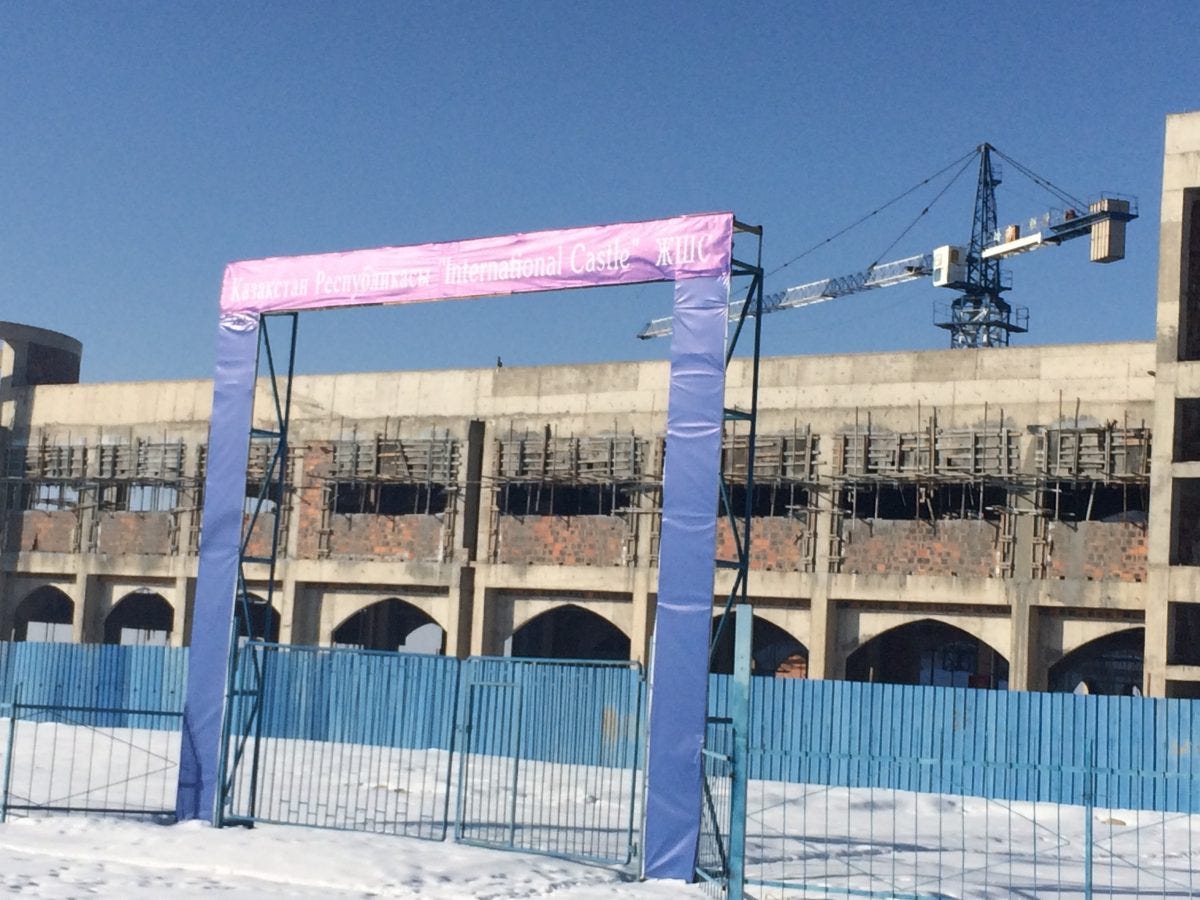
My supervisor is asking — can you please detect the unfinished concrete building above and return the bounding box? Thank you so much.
[2,110,1198,697]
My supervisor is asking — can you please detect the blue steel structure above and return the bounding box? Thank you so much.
[693,223,763,894]
[218,313,297,827]
[935,143,1027,348]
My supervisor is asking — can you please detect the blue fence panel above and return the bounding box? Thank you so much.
[0,642,188,728]
[459,657,644,768]
[714,676,1200,813]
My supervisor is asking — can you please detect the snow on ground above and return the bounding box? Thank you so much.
[0,816,702,898]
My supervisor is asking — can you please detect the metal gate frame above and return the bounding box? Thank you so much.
[454,656,645,867]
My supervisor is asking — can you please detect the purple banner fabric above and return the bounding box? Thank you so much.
[220,213,732,315]
[643,274,730,879]
[176,312,260,822]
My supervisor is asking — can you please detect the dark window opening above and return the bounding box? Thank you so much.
[1049,629,1143,696]
[104,591,174,646]
[333,598,443,653]
[99,482,179,512]
[235,594,281,643]
[845,619,1009,689]
[245,478,284,515]
[1179,187,1200,361]
[1044,481,1148,523]
[13,586,73,642]
[1170,603,1200,665]
[841,483,1006,521]
[510,604,630,661]
[724,483,809,518]
[17,482,79,512]
[1176,398,1200,462]
[333,481,448,515]
[710,615,808,676]
[1174,478,1200,566]
[499,483,631,517]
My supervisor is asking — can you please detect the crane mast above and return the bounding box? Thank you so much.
[936,143,1023,348]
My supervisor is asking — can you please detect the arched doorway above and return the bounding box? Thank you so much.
[234,593,281,643]
[104,590,174,646]
[846,619,1009,689]
[1048,628,1144,696]
[332,598,444,653]
[509,604,630,661]
[710,614,808,677]
[12,586,73,642]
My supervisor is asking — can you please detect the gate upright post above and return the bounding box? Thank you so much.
[728,603,752,898]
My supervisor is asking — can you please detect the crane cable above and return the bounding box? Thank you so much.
[990,146,1090,213]
[768,146,979,278]
[867,152,978,269]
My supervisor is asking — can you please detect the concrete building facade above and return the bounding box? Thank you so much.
[2,110,1199,697]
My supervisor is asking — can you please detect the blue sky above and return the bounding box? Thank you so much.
[2,1,1198,383]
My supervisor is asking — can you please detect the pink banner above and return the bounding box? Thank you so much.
[220,212,734,315]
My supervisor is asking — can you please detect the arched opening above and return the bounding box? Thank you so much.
[104,590,174,646]
[845,619,1009,689]
[332,598,444,653]
[234,593,281,643]
[1048,628,1144,696]
[509,604,630,661]
[12,586,74,642]
[710,614,808,677]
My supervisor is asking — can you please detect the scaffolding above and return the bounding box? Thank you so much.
[1,436,203,555]
[317,433,460,560]
[488,428,651,565]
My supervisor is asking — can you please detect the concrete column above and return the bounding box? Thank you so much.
[444,564,474,659]
[173,573,192,647]
[77,570,103,643]
[806,485,837,679]
[1007,585,1033,691]
[629,568,654,666]
[469,576,491,656]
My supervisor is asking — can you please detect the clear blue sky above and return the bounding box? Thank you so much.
[3,1,1198,383]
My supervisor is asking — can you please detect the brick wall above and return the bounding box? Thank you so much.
[1045,521,1147,582]
[241,512,280,559]
[839,519,998,577]
[3,511,76,553]
[96,511,173,555]
[715,517,812,571]
[324,513,445,561]
[496,515,628,566]
[295,441,332,559]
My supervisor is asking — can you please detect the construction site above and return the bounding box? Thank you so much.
[1,110,1199,698]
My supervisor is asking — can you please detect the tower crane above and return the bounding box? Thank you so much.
[637,144,1137,348]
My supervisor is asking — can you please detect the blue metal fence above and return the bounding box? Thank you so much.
[2,638,1200,896]
[0,642,187,723]
[708,676,1200,813]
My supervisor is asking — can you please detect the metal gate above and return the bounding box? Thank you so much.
[220,642,459,840]
[697,604,752,897]
[454,657,644,866]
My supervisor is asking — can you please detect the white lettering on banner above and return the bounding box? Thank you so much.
[227,277,310,303]
[568,239,631,274]
[442,249,563,286]
[314,268,434,296]
[655,235,710,268]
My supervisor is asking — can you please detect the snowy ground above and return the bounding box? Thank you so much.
[3,716,1200,897]
[0,816,700,898]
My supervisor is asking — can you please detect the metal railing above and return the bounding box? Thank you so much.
[741,754,1200,898]
[455,657,644,866]
[221,643,459,840]
[0,697,181,820]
